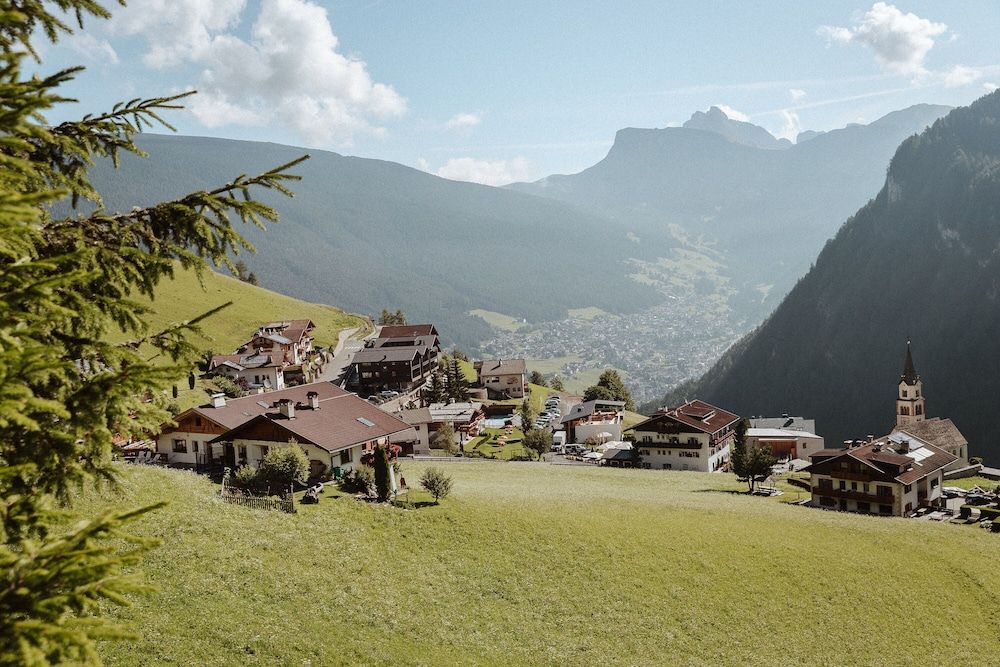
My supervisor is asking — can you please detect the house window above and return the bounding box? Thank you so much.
[819,479,832,490]
[905,502,913,513]
[238,445,247,460]
[904,484,912,493]
[259,446,269,458]
[192,442,199,453]
[857,502,870,513]
[931,477,939,488]
[851,482,857,491]
[902,389,908,398]
[879,504,892,515]
[839,480,846,490]
[877,485,892,497]
[863,483,870,493]
[195,416,202,427]
[820,496,835,507]
[340,449,353,464]
[172,439,187,453]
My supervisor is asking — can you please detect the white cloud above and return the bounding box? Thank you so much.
[433,157,532,186]
[714,104,749,122]
[113,0,405,145]
[445,112,482,131]
[111,0,246,68]
[942,65,982,88]
[985,82,999,93]
[789,88,807,102]
[775,109,801,141]
[66,32,119,64]
[820,2,947,76]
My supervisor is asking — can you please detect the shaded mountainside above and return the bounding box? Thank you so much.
[78,135,660,349]
[510,104,952,321]
[651,91,1000,463]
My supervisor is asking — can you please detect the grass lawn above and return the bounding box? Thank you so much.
[79,463,1000,665]
[124,266,368,352]
[468,308,527,332]
[525,356,582,377]
[566,306,607,320]
[487,383,553,415]
[465,427,534,460]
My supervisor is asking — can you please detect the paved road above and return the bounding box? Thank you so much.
[316,326,372,385]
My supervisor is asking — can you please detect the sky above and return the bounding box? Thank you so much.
[39,1,1000,185]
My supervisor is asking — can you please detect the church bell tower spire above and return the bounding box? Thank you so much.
[896,340,925,427]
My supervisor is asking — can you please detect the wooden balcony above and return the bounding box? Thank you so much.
[813,487,893,504]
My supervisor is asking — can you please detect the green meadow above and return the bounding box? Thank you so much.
[83,463,1000,665]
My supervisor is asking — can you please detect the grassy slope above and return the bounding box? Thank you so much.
[120,268,369,411]
[132,267,369,353]
[86,464,1000,666]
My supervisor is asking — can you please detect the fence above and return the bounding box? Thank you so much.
[220,471,296,513]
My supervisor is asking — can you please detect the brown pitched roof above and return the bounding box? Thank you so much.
[805,435,957,484]
[173,382,345,431]
[259,319,315,344]
[352,346,421,364]
[209,353,282,370]
[378,324,437,338]
[634,399,739,434]
[210,390,409,453]
[894,418,968,451]
[478,359,526,376]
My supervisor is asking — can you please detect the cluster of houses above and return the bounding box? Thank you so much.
[207,319,317,392]
[146,319,985,521]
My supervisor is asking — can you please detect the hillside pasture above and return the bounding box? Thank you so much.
[82,463,1000,665]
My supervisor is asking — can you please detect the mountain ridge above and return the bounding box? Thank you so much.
[648,91,1000,463]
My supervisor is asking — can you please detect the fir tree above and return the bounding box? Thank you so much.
[373,444,391,502]
[427,369,447,404]
[448,358,470,402]
[0,4,307,663]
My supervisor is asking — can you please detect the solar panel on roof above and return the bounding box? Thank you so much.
[356,417,376,427]
[909,447,933,462]
[257,401,269,408]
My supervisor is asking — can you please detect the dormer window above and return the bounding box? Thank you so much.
[901,389,908,398]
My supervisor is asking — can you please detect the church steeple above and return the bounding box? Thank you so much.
[901,340,919,385]
[896,340,925,427]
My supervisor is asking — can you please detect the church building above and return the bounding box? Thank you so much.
[891,341,969,467]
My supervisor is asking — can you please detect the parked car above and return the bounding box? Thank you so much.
[379,390,400,399]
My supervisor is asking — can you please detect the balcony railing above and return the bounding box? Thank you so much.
[813,487,893,504]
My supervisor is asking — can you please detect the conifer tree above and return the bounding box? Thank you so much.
[448,358,470,402]
[0,4,307,663]
[373,444,391,502]
[427,368,447,404]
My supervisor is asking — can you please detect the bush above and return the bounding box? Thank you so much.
[233,465,259,491]
[970,456,984,465]
[257,446,310,495]
[340,465,375,495]
[420,466,453,503]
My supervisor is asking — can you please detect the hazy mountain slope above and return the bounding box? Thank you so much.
[79,135,660,348]
[510,104,952,320]
[651,92,1000,462]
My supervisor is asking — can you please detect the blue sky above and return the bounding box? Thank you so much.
[41,0,1000,184]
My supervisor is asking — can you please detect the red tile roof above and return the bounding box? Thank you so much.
[634,399,740,434]
[378,324,437,338]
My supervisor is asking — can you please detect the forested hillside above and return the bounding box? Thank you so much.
[652,92,1000,462]
[77,135,660,349]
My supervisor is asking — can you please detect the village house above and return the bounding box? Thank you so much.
[240,319,316,366]
[632,399,740,472]
[749,415,816,433]
[474,358,527,399]
[746,427,824,463]
[154,382,406,476]
[351,329,441,395]
[559,399,626,443]
[804,433,956,516]
[398,401,486,454]
[207,351,286,391]
[208,388,410,480]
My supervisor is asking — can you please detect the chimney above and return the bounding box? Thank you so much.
[278,399,295,419]
[307,391,320,410]
[211,393,226,408]
[867,434,874,443]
